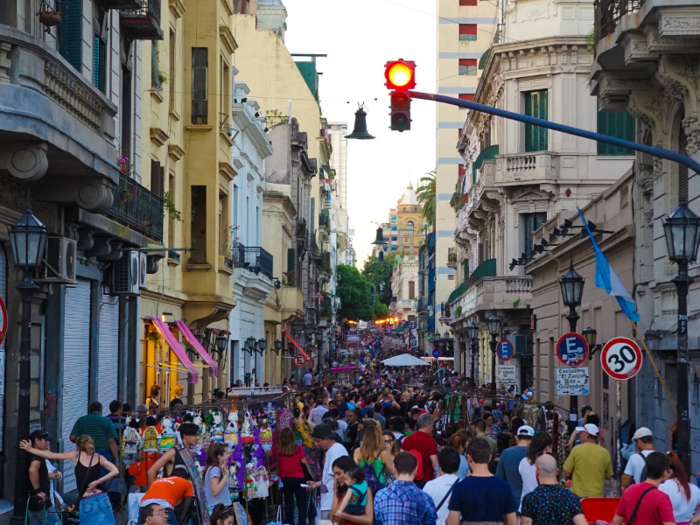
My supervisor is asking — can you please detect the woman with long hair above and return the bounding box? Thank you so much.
[203,442,231,512]
[353,425,394,494]
[331,457,374,525]
[381,431,399,484]
[209,503,235,525]
[275,427,311,525]
[518,433,553,510]
[21,435,118,525]
[660,452,700,525]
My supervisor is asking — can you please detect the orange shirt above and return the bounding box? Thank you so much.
[142,477,193,507]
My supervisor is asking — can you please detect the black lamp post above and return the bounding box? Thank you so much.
[467,321,480,384]
[559,259,585,434]
[256,338,267,355]
[663,202,700,475]
[559,259,585,333]
[214,331,228,360]
[10,207,47,525]
[582,327,602,360]
[316,329,324,372]
[272,339,283,354]
[486,314,501,390]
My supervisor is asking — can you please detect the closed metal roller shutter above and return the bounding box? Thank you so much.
[62,279,91,492]
[98,291,119,413]
[0,246,6,452]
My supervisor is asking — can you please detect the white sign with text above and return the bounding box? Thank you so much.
[496,365,517,386]
[555,366,590,396]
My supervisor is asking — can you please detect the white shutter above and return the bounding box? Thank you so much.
[62,279,91,493]
[98,291,119,415]
[0,246,6,452]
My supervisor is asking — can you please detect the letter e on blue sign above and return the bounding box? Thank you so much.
[556,333,588,367]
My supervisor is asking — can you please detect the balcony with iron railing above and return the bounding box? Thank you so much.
[319,209,330,234]
[105,172,164,242]
[594,0,647,46]
[120,0,163,40]
[231,242,273,280]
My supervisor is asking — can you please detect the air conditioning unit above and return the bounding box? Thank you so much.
[139,252,147,289]
[40,236,77,283]
[112,251,140,295]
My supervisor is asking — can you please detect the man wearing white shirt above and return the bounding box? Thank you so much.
[309,398,329,425]
[622,427,655,490]
[424,447,461,525]
[306,424,348,520]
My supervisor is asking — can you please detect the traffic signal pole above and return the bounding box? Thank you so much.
[408,91,700,175]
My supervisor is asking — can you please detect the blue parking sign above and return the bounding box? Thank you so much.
[556,333,589,366]
[432,348,440,358]
[496,340,514,361]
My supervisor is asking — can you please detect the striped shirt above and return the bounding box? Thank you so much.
[70,413,118,450]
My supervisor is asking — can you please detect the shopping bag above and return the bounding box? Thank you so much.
[265,505,288,525]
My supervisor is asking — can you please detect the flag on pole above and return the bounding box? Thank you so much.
[578,209,640,322]
[323,169,332,202]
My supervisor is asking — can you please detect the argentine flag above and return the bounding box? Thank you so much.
[579,209,640,322]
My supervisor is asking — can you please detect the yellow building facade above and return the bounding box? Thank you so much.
[139,0,240,406]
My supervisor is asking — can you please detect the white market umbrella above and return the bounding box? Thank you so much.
[382,354,431,367]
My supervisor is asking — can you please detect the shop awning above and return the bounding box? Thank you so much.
[175,320,219,377]
[282,330,310,359]
[151,317,199,383]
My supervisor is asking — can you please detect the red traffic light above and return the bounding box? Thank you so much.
[385,59,416,90]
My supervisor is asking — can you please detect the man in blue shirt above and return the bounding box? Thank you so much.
[375,451,437,525]
[447,438,517,525]
[496,424,534,504]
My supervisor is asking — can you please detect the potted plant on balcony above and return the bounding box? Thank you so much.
[38,2,61,28]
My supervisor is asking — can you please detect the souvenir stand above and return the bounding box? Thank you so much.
[119,387,297,525]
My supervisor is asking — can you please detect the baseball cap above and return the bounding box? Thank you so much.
[632,427,653,441]
[30,429,52,441]
[310,423,334,440]
[517,425,535,437]
[575,423,599,436]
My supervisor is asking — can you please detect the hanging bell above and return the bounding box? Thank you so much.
[347,106,375,140]
[371,226,388,245]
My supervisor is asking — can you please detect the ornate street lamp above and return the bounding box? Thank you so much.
[467,321,480,384]
[256,338,267,355]
[663,201,700,475]
[195,333,207,348]
[244,336,257,356]
[213,331,228,360]
[10,207,47,524]
[559,259,584,332]
[486,314,501,390]
[582,327,601,360]
[272,339,283,354]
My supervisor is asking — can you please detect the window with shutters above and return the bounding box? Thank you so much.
[459,24,477,41]
[459,59,477,76]
[168,173,175,247]
[286,248,297,286]
[524,90,548,152]
[93,36,106,92]
[463,259,469,282]
[190,186,207,263]
[60,0,82,71]
[191,48,208,124]
[523,212,547,261]
[169,29,176,111]
[150,160,164,196]
[151,42,161,89]
[121,65,132,161]
[597,111,635,155]
[409,281,416,299]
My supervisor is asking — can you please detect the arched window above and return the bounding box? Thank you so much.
[406,221,414,230]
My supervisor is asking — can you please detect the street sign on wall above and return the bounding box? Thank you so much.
[556,333,589,366]
[293,354,305,368]
[496,365,517,386]
[601,338,643,380]
[555,366,590,396]
[496,339,514,361]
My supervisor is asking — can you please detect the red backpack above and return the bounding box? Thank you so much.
[409,449,424,480]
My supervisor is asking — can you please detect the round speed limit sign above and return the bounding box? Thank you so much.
[601,337,643,380]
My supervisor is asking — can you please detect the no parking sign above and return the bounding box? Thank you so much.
[556,333,588,366]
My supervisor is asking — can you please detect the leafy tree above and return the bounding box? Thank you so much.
[374,302,389,319]
[337,264,374,321]
[416,169,436,226]
[362,254,397,306]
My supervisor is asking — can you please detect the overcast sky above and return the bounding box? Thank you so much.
[283,0,437,268]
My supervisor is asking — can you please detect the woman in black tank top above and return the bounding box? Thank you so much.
[21,435,119,524]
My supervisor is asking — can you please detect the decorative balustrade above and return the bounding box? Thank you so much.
[506,155,538,172]
[105,173,164,242]
[498,152,559,184]
[232,243,274,280]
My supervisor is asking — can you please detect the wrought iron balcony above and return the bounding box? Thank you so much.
[105,173,164,242]
[594,0,646,45]
[319,209,330,232]
[232,242,273,280]
[120,0,163,40]
[320,252,331,275]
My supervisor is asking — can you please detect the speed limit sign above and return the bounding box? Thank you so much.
[601,337,643,380]
[293,354,305,368]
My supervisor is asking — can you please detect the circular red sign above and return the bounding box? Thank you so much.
[496,339,514,361]
[293,354,305,368]
[601,337,643,380]
[0,294,6,346]
[556,333,589,367]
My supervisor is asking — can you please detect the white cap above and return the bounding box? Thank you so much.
[632,427,653,441]
[575,423,600,436]
[517,425,535,437]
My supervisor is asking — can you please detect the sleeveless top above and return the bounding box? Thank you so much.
[74,454,102,493]
[358,453,386,484]
[171,446,191,480]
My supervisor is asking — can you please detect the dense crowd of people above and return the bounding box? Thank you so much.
[18,328,700,525]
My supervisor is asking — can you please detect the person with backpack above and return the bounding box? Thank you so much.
[353,425,394,497]
[612,452,675,525]
[623,427,656,491]
[563,423,612,498]
[401,414,439,489]
[423,447,461,525]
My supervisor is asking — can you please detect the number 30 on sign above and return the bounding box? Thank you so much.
[601,337,643,380]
